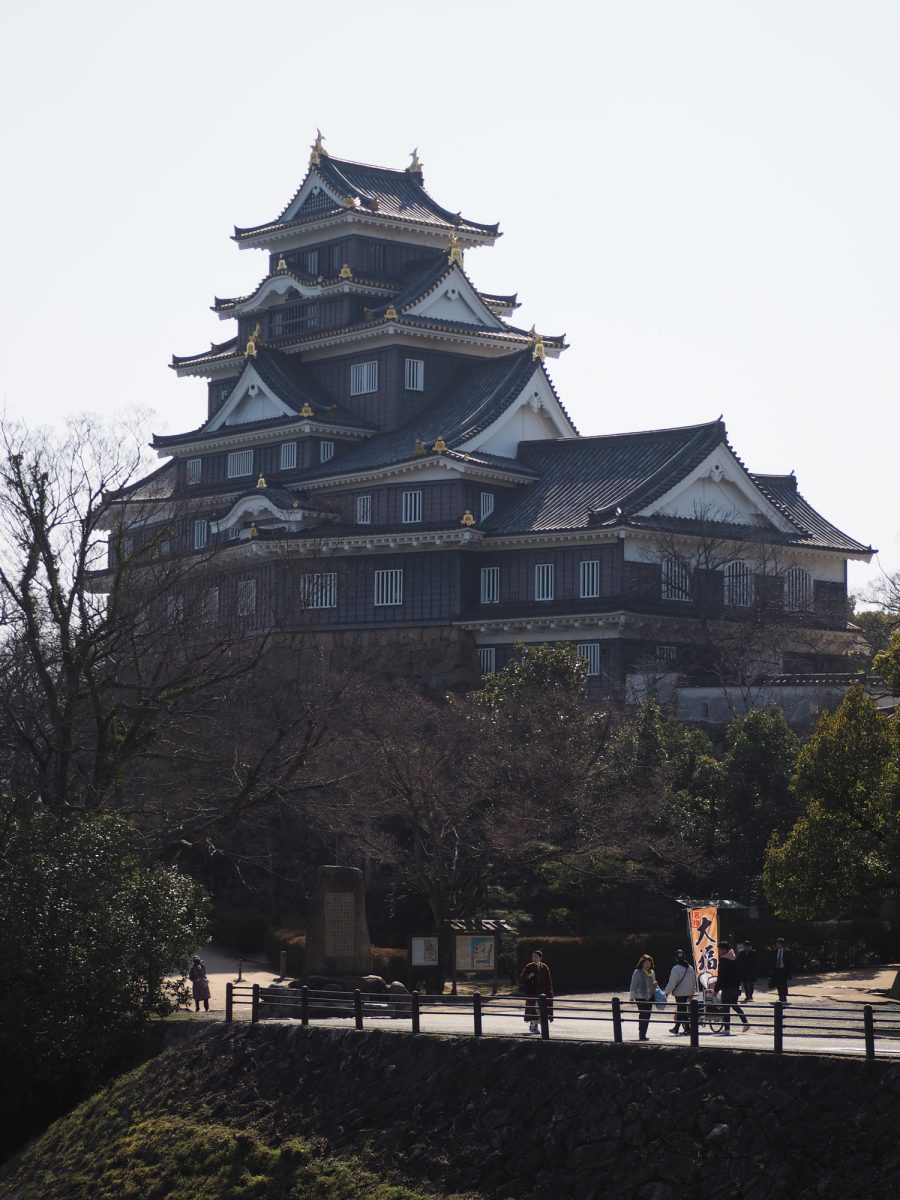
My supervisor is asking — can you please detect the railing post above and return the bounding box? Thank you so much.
[611,996,623,1043]
[864,1004,875,1059]
[279,950,287,979]
[473,992,483,1038]
[538,994,550,1040]
[354,989,364,1030]
[300,985,309,1028]
[251,983,260,1024]
[773,1001,783,1054]
[225,982,233,1023]
[689,998,700,1049]
[411,989,421,1034]
[237,958,243,983]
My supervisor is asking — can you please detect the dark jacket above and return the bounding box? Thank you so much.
[715,954,742,992]
[737,948,757,983]
[771,947,793,978]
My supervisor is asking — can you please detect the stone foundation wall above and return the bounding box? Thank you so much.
[147,1023,900,1199]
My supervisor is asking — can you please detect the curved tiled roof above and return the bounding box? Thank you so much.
[302,350,547,479]
[752,474,873,554]
[235,154,499,240]
[486,421,728,534]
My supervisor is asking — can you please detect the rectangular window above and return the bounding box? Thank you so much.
[662,558,692,601]
[478,647,496,675]
[186,458,202,485]
[480,492,495,521]
[280,442,297,471]
[580,559,600,599]
[369,242,386,274]
[201,587,219,625]
[402,490,422,523]
[356,495,372,525]
[480,566,500,604]
[193,520,208,551]
[227,449,253,478]
[228,527,241,541]
[350,360,378,396]
[320,440,335,463]
[656,644,678,664]
[577,643,602,676]
[237,579,256,617]
[374,568,403,607]
[305,249,319,275]
[534,563,554,601]
[404,358,424,391]
[301,572,337,609]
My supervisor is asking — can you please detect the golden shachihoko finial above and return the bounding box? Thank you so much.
[408,147,423,174]
[448,231,463,267]
[310,129,325,165]
[530,326,546,362]
[245,322,262,357]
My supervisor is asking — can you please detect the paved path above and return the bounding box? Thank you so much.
[182,947,900,1059]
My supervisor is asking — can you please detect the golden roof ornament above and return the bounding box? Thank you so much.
[300,402,314,417]
[292,500,299,509]
[460,510,475,527]
[407,147,423,174]
[276,255,288,272]
[448,231,463,267]
[433,436,447,454]
[257,473,267,489]
[530,326,546,362]
[245,322,262,357]
[342,194,359,209]
[414,438,426,455]
[309,129,325,166]
[249,523,259,539]
[339,262,353,280]
[384,305,398,320]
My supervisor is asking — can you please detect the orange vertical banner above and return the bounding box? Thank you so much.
[689,907,720,987]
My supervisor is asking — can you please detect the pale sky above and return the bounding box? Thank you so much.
[1,1,897,597]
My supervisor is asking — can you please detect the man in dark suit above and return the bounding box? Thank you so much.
[770,938,793,1003]
[738,940,758,1002]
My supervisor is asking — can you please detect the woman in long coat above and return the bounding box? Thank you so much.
[189,955,211,1012]
[520,949,554,1035]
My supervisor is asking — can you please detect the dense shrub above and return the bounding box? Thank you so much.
[211,907,268,954]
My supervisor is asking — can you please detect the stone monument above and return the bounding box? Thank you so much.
[304,865,373,979]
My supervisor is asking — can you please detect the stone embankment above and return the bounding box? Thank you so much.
[120,1022,900,1198]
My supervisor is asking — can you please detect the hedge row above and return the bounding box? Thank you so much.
[264,929,407,982]
[517,919,900,992]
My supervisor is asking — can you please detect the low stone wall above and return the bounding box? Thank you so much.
[144,1023,900,1198]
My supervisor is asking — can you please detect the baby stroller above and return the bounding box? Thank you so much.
[696,970,725,1034]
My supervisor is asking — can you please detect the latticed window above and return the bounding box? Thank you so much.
[577,643,602,676]
[320,440,335,463]
[480,566,500,604]
[662,558,691,601]
[656,644,678,664]
[237,579,257,617]
[280,442,297,471]
[580,560,600,599]
[186,458,201,485]
[356,495,372,525]
[480,492,495,521]
[350,361,378,395]
[534,563,554,601]
[478,647,496,675]
[193,520,208,551]
[227,449,253,478]
[304,249,319,275]
[402,490,422,523]
[374,568,403,607]
[269,302,319,340]
[201,587,219,625]
[724,560,754,607]
[784,566,813,612]
[301,572,337,609]
[405,359,424,391]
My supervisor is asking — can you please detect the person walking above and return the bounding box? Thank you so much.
[189,955,211,1013]
[738,940,758,1002]
[629,953,658,1041]
[715,942,750,1034]
[663,949,697,1035]
[770,938,793,1004]
[520,949,553,1035]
